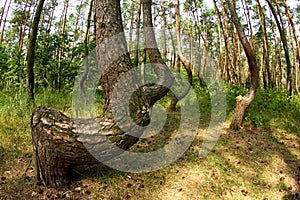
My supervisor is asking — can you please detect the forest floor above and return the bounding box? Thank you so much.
[0,88,299,200]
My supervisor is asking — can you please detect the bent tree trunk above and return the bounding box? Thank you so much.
[31,0,172,189]
[170,0,193,111]
[226,0,259,130]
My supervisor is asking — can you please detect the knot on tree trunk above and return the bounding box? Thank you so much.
[31,106,145,188]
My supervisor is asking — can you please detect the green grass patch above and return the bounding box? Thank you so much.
[0,87,299,199]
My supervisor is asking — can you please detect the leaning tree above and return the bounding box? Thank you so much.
[31,0,173,189]
[226,0,259,130]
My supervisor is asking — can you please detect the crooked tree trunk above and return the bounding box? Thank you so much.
[227,0,259,130]
[31,0,172,189]
[170,0,192,111]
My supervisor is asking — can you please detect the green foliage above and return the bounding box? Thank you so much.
[0,44,10,89]
[227,87,300,135]
[1,42,26,90]
[225,84,247,117]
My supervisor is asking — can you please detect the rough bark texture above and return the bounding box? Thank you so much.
[31,0,171,189]
[31,107,99,188]
[227,0,259,130]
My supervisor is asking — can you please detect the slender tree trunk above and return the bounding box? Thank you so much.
[283,0,300,92]
[79,0,94,98]
[255,0,271,89]
[289,27,298,94]
[266,0,293,97]
[220,0,233,84]
[170,0,192,111]
[26,0,46,102]
[0,0,12,43]
[192,0,209,51]
[161,7,167,60]
[233,26,241,84]
[72,0,84,47]
[46,0,58,34]
[212,0,225,80]
[19,0,34,50]
[57,0,69,91]
[227,0,259,130]
[241,0,255,48]
[128,0,136,52]
[0,0,9,33]
[133,0,142,68]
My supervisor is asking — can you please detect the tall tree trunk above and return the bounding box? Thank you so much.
[57,0,69,91]
[161,6,167,60]
[266,0,293,97]
[233,26,241,84]
[72,0,84,47]
[227,0,259,130]
[241,0,255,48]
[0,0,9,34]
[283,0,300,93]
[0,0,12,43]
[79,0,94,98]
[170,0,192,111]
[19,0,34,50]
[31,0,172,189]
[46,0,58,34]
[219,0,234,84]
[289,26,298,94]
[212,0,225,80]
[128,0,136,52]
[255,0,271,89]
[26,0,46,102]
[133,0,142,68]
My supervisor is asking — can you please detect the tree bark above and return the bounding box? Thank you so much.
[0,0,12,43]
[219,0,234,84]
[227,0,259,130]
[26,0,46,102]
[133,0,142,68]
[72,0,84,47]
[283,0,300,93]
[31,0,172,189]
[255,0,271,89]
[57,0,69,91]
[79,0,94,98]
[170,0,192,111]
[0,0,9,30]
[266,0,293,97]
[212,0,225,80]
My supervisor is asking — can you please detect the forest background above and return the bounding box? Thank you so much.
[0,0,299,199]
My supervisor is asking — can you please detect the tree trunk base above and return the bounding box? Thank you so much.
[31,106,99,189]
[230,92,255,131]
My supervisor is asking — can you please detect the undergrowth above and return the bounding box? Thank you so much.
[0,86,299,199]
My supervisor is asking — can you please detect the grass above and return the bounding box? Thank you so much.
[0,87,299,199]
